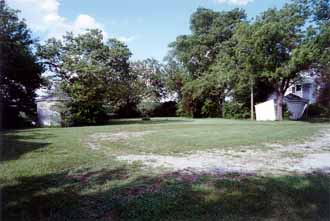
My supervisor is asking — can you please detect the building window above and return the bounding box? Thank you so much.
[292,87,296,93]
[296,85,302,91]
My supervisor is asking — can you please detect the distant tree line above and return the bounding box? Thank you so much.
[1,0,329,128]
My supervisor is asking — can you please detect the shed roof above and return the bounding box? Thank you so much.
[284,93,309,103]
[36,94,68,102]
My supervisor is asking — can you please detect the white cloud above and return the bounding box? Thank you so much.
[215,0,254,5]
[117,35,138,44]
[8,0,108,39]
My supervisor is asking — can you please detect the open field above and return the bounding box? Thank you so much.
[1,118,330,220]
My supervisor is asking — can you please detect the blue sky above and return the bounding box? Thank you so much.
[10,0,289,61]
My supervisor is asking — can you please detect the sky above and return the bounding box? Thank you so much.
[9,0,289,61]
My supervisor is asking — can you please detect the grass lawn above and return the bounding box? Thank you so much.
[1,118,330,220]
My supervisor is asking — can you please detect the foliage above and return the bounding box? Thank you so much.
[306,103,330,119]
[169,1,330,121]
[311,0,330,21]
[300,0,330,120]
[131,58,178,119]
[38,30,133,125]
[131,58,167,102]
[224,102,250,119]
[170,8,246,117]
[0,1,43,128]
[5,0,330,127]
[170,8,246,78]
[137,101,159,119]
[315,71,330,117]
[178,75,224,117]
[150,101,177,117]
[137,101,177,118]
[234,1,314,120]
[163,53,189,101]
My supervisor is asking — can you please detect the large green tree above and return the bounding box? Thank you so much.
[0,1,43,128]
[131,58,167,102]
[38,30,133,125]
[309,0,330,113]
[163,52,188,101]
[234,1,313,120]
[170,8,247,117]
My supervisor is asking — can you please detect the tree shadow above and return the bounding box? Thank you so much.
[2,168,330,220]
[108,118,194,126]
[302,118,330,124]
[1,131,54,162]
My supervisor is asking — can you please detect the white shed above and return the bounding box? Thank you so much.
[37,95,64,127]
[255,100,277,121]
[255,94,309,121]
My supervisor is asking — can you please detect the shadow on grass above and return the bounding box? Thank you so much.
[2,167,330,221]
[108,118,194,126]
[302,118,330,124]
[1,131,54,162]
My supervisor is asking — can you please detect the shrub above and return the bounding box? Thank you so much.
[305,103,330,119]
[137,101,159,119]
[153,101,177,117]
[283,103,292,120]
[224,102,250,119]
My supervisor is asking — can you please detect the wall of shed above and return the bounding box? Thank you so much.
[37,101,62,126]
[286,101,308,120]
[255,100,276,121]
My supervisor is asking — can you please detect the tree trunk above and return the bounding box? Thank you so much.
[276,92,284,121]
[221,98,225,118]
[250,78,254,120]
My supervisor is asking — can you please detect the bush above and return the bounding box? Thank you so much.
[153,101,177,117]
[201,99,222,117]
[224,102,250,119]
[137,101,159,118]
[1,104,36,129]
[137,101,178,118]
[305,103,330,119]
[283,103,292,120]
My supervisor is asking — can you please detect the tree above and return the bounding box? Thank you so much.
[0,1,43,128]
[169,8,246,117]
[234,1,313,120]
[170,8,246,78]
[179,74,226,117]
[38,30,133,125]
[131,58,167,102]
[309,0,330,113]
[163,52,188,101]
[312,0,330,21]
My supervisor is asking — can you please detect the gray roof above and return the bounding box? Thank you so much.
[36,95,68,102]
[284,93,309,103]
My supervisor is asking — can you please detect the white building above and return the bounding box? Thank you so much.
[284,74,318,120]
[37,95,65,127]
[256,73,319,121]
[285,74,317,104]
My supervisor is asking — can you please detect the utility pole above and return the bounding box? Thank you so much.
[250,76,254,121]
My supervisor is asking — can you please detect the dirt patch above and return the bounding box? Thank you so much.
[86,131,153,150]
[117,129,330,175]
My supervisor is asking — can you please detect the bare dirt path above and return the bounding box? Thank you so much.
[116,129,330,175]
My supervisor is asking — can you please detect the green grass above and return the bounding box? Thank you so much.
[92,118,327,154]
[1,118,330,220]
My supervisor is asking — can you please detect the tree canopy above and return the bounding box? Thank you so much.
[169,8,247,117]
[0,1,43,128]
[38,30,134,125]
[169,0,330,120]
